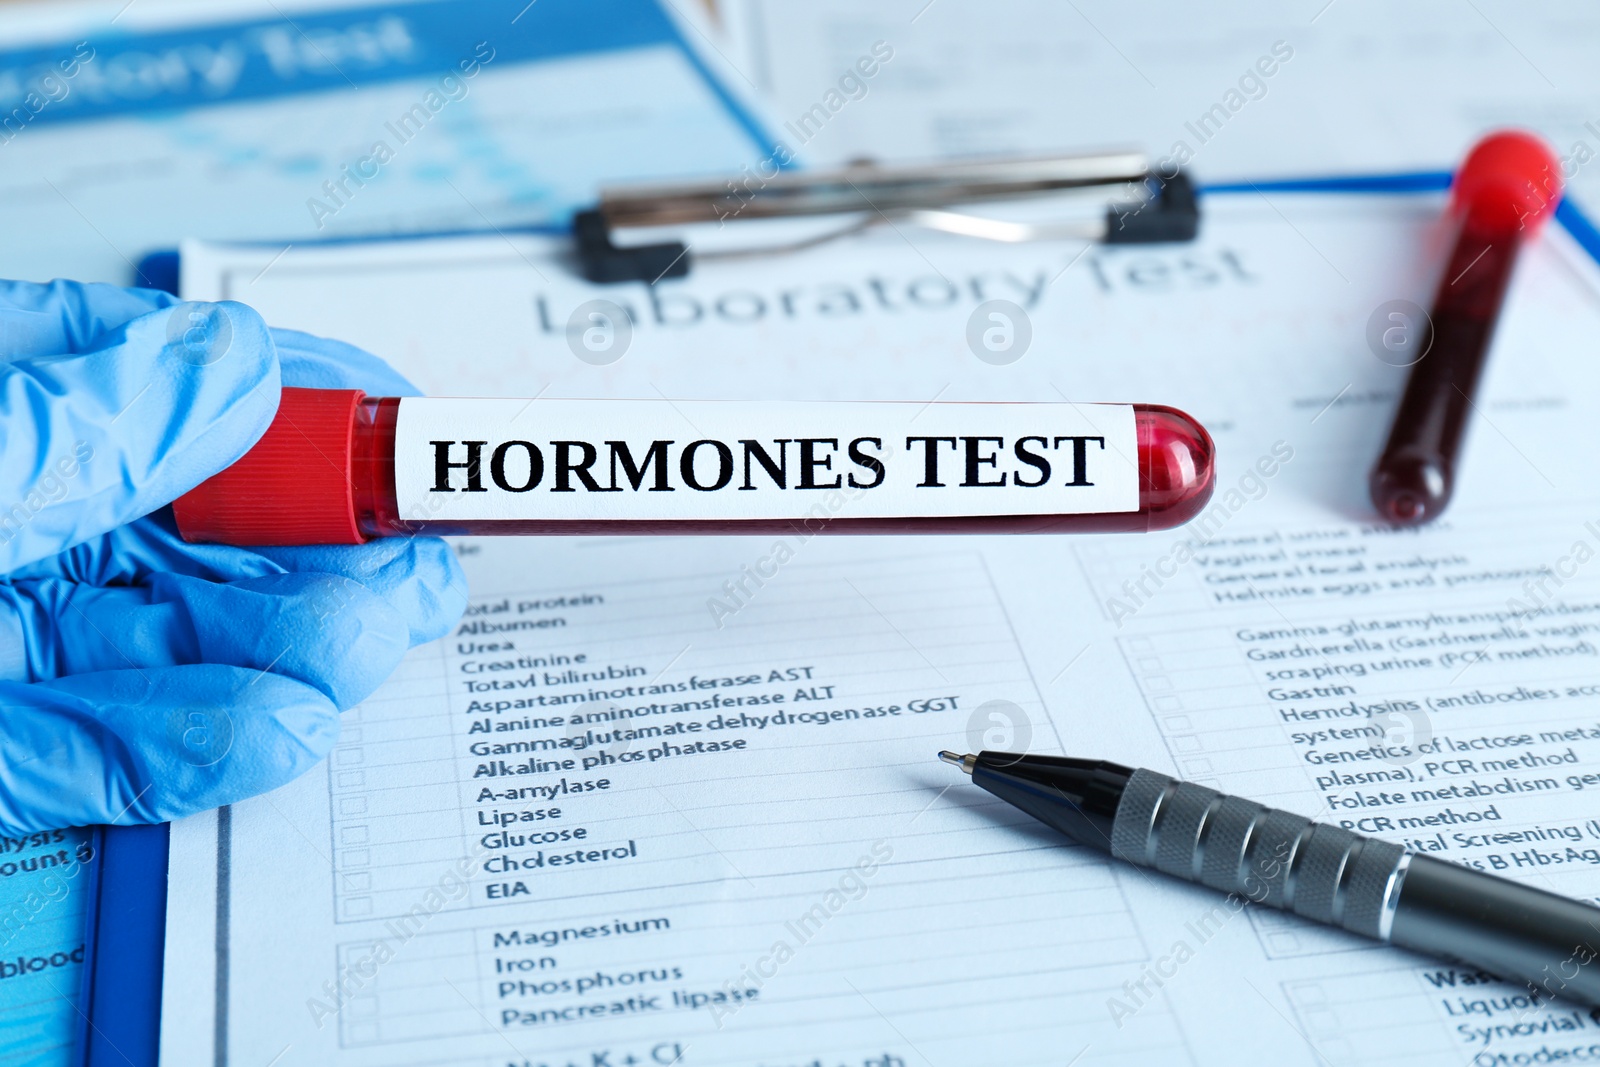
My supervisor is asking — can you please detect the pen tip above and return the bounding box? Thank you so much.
[938,751,976,774]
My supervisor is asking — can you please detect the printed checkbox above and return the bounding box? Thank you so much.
[1171,736,1202,753]
[336,771,366,789]
[1317,1039,1357,1065]
[1152,696,1182,711]
[340,825,370,845]
[345,1022,378,1044]
[348,994,379,1017]
[1144,675,1172,691]
[339,849,370,868]
[341,897,372,918]
[1128,637,1155,653]
[1300,1008,1341,1039]
[341,727,364,745]
[1268,931,1306,955]
[341,871,372,892]
[1181,758,1214,775]
[339,797,369,816]
[335,748,365,766]
[1136,657,1163,672]
[1163,715,1193,732]
[1285,981,1328,1008]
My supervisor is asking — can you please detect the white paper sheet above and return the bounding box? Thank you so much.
[163,194,1600,1065]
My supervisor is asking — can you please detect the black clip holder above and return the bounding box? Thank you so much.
[574,169,1199,284]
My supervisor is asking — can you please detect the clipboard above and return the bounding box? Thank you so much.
[76,175,1600,1066]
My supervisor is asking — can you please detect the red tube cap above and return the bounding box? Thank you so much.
[1451,130,1563,234]
[174,387,367,545]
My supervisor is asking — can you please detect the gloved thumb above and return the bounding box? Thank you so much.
[0,299,280,573]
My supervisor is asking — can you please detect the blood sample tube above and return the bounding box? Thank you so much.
[1369,130,1563,524]
[173,389,1215,545]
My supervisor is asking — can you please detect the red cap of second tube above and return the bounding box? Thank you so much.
[1451,130,1562,234]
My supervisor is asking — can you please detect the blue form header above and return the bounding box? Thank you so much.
[0,0,680,127]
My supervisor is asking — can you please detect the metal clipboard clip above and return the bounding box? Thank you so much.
[572,150,1198,284]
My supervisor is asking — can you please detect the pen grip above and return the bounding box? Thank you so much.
[1108,769,1405,939]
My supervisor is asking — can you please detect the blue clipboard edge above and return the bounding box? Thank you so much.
[76,824,169,1067]
[86,171,1600,1067]
[1205,168,1600,267]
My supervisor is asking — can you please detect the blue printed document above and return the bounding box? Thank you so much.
[0,832,92,1063]
[0,0,774,284]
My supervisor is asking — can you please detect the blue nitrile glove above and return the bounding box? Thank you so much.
[0,279,467,834]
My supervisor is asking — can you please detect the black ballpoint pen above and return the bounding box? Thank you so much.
[939,750,1600,1003]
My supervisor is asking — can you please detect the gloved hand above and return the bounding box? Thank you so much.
[0,279,467,834]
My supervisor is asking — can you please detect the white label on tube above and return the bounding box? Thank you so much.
[392,399,1139,523]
